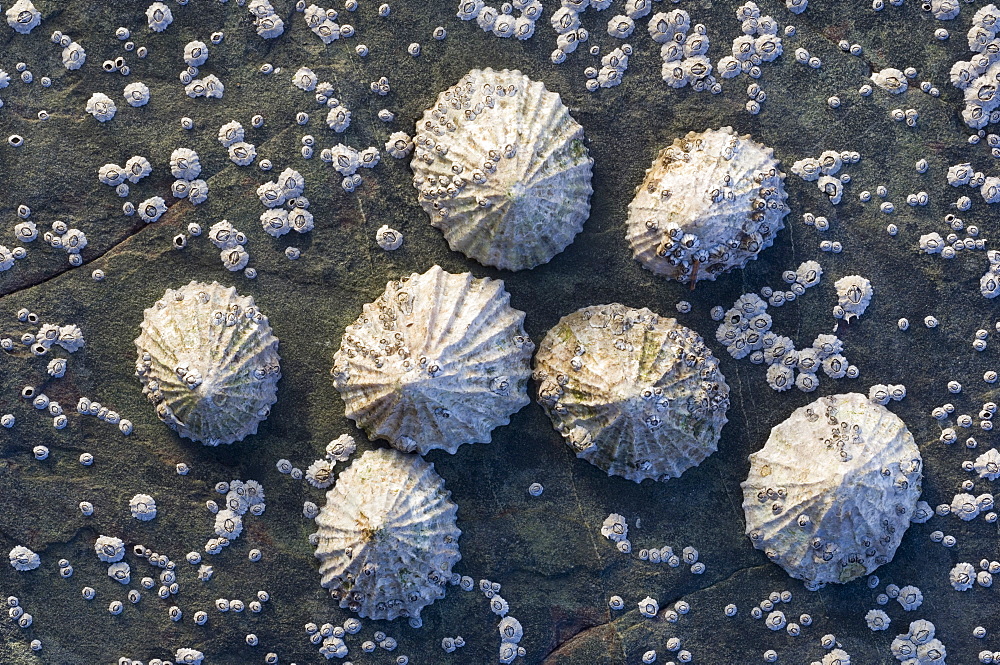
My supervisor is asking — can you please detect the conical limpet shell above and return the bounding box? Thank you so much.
[332,265,534,455]
[411,68,594,271]
[626,126,789,283]
[314,448,461,621]
[742,392,922,586]
[134,281,281,446]
[533,303,730,483]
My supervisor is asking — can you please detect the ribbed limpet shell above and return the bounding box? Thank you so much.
[315,448,461,621]
[332,265,534,455]
[626,126,788,283]
[134,281,281,446]
[411,68,594,271]
[742,393,922,586]
[533,304,730,482]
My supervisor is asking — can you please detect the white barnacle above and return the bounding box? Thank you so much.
[47,358,67,378]
[385,131,413,159]
[228,141,257,166]
[326,106,352,132]
[8,546,40,571]
[62,42,86,70]
[277,167,305,198]
[98,163,127,187]
[218,120,245,147]
[6,0,41,34]
[130,493,157,521]
[974,448,1000,480]
[188,179,209,205]
[601,513,629,542]
[214,510,244,539]
[293,66,318,91]
[871,68,908,94]
[123,82,150,107]
[834,275,873,322]
[138,196,168,223]
[170,148,202,180]
[95,535,125,563]
[184,40,209,67]
[125,155,152,182]
[86,93,117,122]
[950,562,976,590]
[896,585,923,610]
[260,209,290,237]
[257,180,286,208]
[256,12,285,38]
[329,144,360,176]
[375,225,403,250]
[146,2,174,31]
[107,561,131,584]
[305,459,334,488]
[175,648,205,665]
[919,232,944,254]
[359,147,380,168]
[637,596,659,617]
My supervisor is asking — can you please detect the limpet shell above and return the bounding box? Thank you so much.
[534,304,730,482]
[332,265,533,455]
[742,393,922,585]
[315,448,460,621]
[626,127,788,283]
[411,68,593,271]
[135,281,281,446]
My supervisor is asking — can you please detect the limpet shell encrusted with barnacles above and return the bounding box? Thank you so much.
[742,393,922,587]
[332,265,534,455]
[135,281,281,446]
[626,127,789,283]
[533,304,730,483]
[314,448,461,621]
[410,68,594,271]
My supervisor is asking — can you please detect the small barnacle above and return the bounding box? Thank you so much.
[146,1,173,31]
[129,493,157,521]
[8,545,40,571]
[305,459,334,489]
[85,92,117,122]
[375,225,403,251]
[637,596,659,618]
[94,535,125,563]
